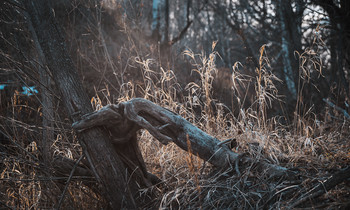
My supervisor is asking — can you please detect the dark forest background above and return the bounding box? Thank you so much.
[0,0,349,209]
[1,0,349,114]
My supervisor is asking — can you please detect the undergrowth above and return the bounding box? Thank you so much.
[130,42,349,209]
[1,24,349,209]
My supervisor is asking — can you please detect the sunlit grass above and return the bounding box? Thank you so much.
[1,27,349,208]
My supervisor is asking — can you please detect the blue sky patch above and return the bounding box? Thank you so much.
[21,86,39,96]
[0,84,7,90]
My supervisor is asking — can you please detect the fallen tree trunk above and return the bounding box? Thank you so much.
[73,98,289,178]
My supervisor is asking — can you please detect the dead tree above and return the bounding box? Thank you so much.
[73,98,289,178]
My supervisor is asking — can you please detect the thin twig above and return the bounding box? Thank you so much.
[217,138,233,146]
[0,129,39,162]
[323,98,350,119]
[0,200,14,210]
[0,176,94,182]
[289,166,350,208]
[56,154,85,210]
[80,140,102,183]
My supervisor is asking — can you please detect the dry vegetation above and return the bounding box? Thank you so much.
[1,7,349,209]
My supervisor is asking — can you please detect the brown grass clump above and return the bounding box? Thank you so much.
[125,43,349,209]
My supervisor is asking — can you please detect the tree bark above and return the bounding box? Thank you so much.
[276,0,297,99]
[24,9,54,165]
[22,0,139,208]
[73,98,289,178]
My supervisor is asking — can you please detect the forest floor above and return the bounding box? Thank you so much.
[1,48,349,209]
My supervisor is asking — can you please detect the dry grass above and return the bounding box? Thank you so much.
[1,20,349,209]
[127,41,349,208]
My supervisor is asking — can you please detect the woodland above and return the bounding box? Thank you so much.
[0,0,349,209]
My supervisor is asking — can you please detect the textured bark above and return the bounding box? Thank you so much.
[73,99,237,167]
[73,98,289,177]
[24,9,54,164]
[22,0,137,208]
[276,0,297,99]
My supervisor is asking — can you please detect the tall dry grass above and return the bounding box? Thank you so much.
[113,38,348,208]
[1,20,349,209]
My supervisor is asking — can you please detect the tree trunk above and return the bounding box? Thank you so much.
[73,98,289,178]
[151,0,161,40]
[276,0,297,99]
[22,0,143,208]
[24,9,54,165]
